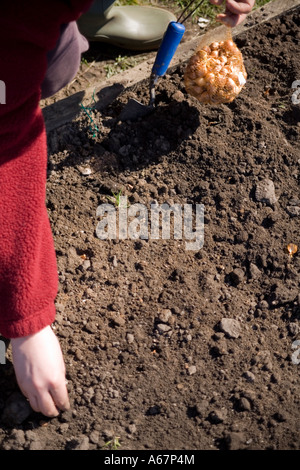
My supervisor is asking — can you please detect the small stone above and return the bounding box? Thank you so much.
[264,211,279,226]
[55,302,65,314]
[127,424,137,434]
[82,259,91,270]
[67,246,81,271]
[235,230,248,243]
[288,322,300,336]
[126,333,135,344]
[249,263,261,280]
[59,423,69,434]
[270,284,298,306]
[286,206,300,217]
[29,439,44,450]
[78,166,92,176]
[89,430,100,445]
[271,373,280,384]
[84,387,95,401]
[158,309,172,323]
[252,350,273,371]
[219,318,242,339]
[241,389,256,402]
[255,179,277,206]
[75,349,84,360]
[225,432,246,450]
[258,141,266,149]
[25,429,45,450]
[196,400,209,418]
[25,430,36,441]
[112,255,118,267]
[229,268,245,286]
[84,322,98,334]
[84,288,97,299]
[102,429,114,440]
[93,391,103,406]
[188,365,197,376]
[211,340,228,356]
[156,323,171,334]
[243,371,255,383]
[111,315,126,327]
[1,442,13,451]
[288,198,300,206]
[209,408,227,424]
[29,440,43,450]
[73,435,90,450]
[257,300,269,309]
[60,409,73,422]
[172,90,184,102]
[237,397,251,411]
[10,429,26,447]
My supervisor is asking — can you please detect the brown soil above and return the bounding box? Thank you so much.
[0,7,299,451]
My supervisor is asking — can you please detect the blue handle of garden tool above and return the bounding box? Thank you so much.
[151,21,186,77]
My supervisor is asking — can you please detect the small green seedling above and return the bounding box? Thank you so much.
[102,436,121,450]
[104,55,137,79]
[81,57,89,66]
[107,190,130,208]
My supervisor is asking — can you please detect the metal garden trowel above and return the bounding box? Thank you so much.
[119,0,204,121]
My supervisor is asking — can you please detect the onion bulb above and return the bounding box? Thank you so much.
[184,36,247,104]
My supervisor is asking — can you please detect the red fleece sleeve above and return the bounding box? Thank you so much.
[0,0,93,338]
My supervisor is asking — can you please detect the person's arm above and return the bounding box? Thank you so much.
[0,0,92,416]
[0,0,93,338]
[210,0,255,27]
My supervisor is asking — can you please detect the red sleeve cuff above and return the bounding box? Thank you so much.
[0,302,56,339]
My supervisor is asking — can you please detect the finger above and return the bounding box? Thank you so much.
[36,391,60,417]
[18,385,38,410]
[49,381,70,412]
[25,392,41,414]
[216,12,247,27]
[226,0,255,15]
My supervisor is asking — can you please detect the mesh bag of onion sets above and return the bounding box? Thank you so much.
[184,29,247,104]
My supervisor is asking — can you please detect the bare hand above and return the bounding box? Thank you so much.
[11,326,70,417]
[210,0,255,27]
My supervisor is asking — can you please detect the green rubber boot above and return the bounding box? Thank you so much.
[77,0,176,51]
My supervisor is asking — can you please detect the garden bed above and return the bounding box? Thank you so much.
[0,5,299,451]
